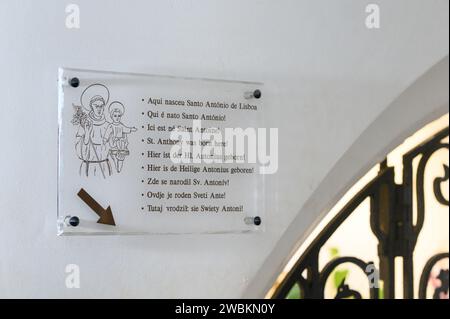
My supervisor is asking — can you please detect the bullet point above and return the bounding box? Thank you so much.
[142,98,145,102]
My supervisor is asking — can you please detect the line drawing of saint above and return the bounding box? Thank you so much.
[71,84,137,177]
[104,101,137,173]
[72,84,112,178]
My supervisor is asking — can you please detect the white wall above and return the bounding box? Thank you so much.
[0,0,448,298]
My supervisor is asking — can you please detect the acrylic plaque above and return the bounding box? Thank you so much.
[57,68,265,235]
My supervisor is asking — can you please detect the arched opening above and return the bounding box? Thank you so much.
[242,57,449,299]
[268,114,449,299]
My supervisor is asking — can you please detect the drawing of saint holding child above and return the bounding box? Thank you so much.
[72,84,137,177]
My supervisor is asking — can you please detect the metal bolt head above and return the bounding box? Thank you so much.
[69,77,80,88]
[253,216,262,226]
[68,216,80,227]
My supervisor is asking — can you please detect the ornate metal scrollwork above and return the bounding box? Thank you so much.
[320,257,378,299]
[434,165,449,206]
[273,126,449,299]
[419,253,449,299]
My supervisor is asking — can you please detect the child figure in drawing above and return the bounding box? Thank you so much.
[104,101,137,173]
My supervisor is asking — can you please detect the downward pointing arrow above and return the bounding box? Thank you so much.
[77,188,116,226]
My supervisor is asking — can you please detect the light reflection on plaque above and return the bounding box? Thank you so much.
[57,68,266,235]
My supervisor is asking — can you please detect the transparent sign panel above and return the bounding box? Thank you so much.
[57,68,265,235]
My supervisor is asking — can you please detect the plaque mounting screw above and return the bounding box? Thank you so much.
[69,77,80,88]
[244,216,262,226]
[244,89,262,99]
[65,215,80,227]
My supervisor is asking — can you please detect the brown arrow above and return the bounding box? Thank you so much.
[77,188,116,226]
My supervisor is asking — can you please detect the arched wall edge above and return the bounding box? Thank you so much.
[243,56,449,298]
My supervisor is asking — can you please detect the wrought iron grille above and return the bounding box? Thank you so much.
[273,126,449,299]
